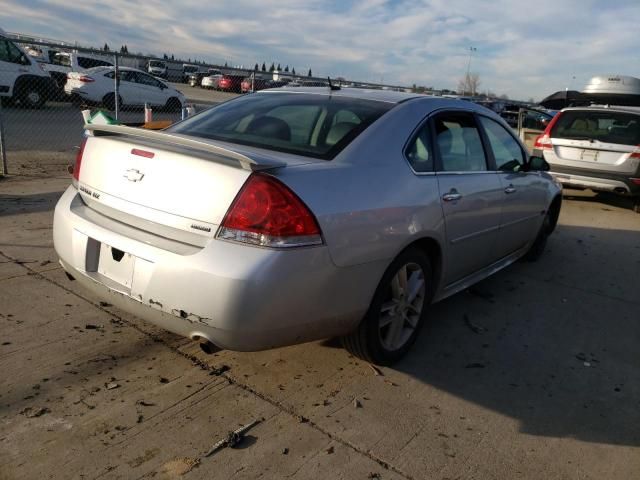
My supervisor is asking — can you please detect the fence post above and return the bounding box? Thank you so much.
[114,52,120,120]
[0,99,7,177]
[251,71,255,93]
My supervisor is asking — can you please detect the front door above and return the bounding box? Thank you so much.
[477,115,548,256]
[433,111,504,285]
[0,38,28,97]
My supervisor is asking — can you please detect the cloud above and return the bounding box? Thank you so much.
[1,0,638,100]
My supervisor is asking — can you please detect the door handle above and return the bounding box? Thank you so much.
[442,189,462,202]
[504,185,517,194]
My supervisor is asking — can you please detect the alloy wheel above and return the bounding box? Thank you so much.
[378,262,426,351]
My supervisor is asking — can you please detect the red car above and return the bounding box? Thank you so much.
[217,75,244,93]
[241,76,271,93]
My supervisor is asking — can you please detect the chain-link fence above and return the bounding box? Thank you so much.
[0,33,412,177]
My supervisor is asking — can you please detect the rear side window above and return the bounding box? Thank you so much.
[433,112,487,172]
[169,93,393,160]
[552,110,640,146]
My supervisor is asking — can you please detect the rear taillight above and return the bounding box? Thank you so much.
[630,178,640,185]
[629,146,640,159]
[71,138,87,184]
[533,111,563,150]
[78,75,95,83]
[218,174,322,248]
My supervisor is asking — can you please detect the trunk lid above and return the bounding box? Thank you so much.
[548,139,639,173]
[76,126,293,245]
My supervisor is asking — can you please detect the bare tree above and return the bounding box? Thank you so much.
[457,72,480,96]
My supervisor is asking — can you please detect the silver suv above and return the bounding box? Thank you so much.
[534,106,640,212]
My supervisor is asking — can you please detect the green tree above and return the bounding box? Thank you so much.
[254,63,259,71]
[103,43,110,51]
[261,62,266,72]
[269,63,275,72]
[292,67,296,75]
[277,63,281,71]
[307,69,312,77]
[284,65,289,72]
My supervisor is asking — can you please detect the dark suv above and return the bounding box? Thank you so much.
[534,106,640,212]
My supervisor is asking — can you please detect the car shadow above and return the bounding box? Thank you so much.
[392,223,640,447]
[563,189,638,213]
[0,191,63,217]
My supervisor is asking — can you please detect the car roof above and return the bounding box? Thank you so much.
[260,86,424,104]
[562,105,640,115]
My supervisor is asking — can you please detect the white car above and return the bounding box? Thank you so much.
[201,71,223,89]
[65,66,185,111]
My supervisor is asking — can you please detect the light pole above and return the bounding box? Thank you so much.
[465,46,477,96]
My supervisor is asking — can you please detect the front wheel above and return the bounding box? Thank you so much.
[18,85,45,108]
[524,211,552,261]
[341,248,433,365]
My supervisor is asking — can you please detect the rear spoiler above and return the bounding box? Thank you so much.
[84,124,286,172]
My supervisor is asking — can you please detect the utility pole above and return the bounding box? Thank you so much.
[465,46,477,96]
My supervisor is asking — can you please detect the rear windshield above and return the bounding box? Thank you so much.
[551,110,640,145]
[168,93,393,159]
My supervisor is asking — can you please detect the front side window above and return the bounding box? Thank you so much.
[169,93,393,160]
[0,40,27,64]
[433,112,487,172]
[134,72,161,88]
[479,116,525,172]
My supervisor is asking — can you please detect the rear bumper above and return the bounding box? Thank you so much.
[53,186,381,351]
[549,165,640,196]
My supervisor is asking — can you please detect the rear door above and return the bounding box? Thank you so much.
[433,111,504,285]
[478,115,548,256]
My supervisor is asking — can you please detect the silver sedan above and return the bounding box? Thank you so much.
[53,88,562,364]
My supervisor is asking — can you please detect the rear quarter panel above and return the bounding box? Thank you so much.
[274,99,448,269]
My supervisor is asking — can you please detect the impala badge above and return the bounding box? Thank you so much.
[124,168,145,182]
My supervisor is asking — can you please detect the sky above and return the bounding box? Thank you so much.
[1,0,639,101]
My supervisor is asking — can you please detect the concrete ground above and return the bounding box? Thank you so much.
[1,159,639,479]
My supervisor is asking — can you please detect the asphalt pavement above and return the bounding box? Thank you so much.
[0,152,639,479]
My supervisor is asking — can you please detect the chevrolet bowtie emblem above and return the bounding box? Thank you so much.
[124,169,144,182]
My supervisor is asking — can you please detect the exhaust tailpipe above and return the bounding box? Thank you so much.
[198,338,221,355]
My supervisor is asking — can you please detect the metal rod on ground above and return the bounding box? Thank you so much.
[114,53,120,120]
[0,99,7,176]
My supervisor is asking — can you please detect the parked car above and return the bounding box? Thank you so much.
[147,60,167,78]
[42,51,113,97]
[187,68,222,88]
[199,69,223,89]
[216,74,244,93]
[53,88,561,364]
[0,28,55,108]
[240,75,271,93]
[534,105,640,212]
[64,66,185,111]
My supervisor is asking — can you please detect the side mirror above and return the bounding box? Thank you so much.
[527,155,550,172]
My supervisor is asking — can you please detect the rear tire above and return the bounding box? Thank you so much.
[341,248,433,365]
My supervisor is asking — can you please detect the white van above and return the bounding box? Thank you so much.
[0,29,54,107]
[147,60,167,78]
